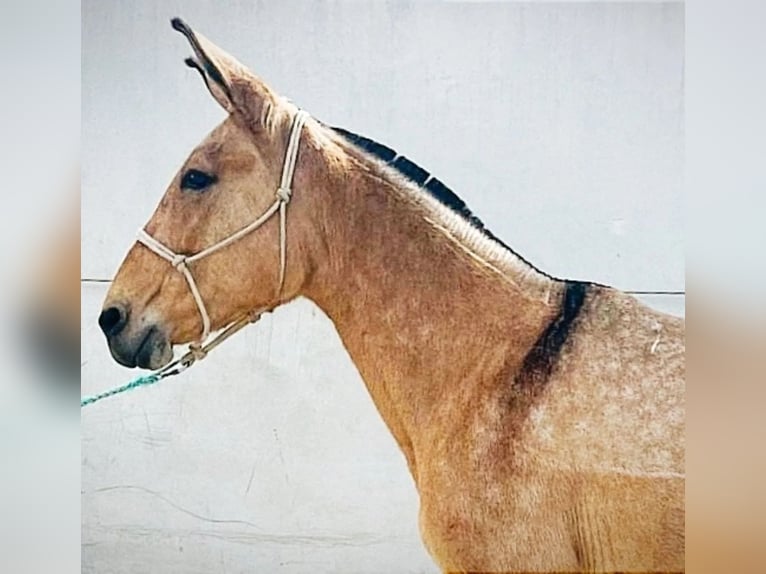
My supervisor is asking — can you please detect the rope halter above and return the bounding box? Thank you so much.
[135,109,310,352]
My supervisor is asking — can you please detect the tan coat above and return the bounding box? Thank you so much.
[101,19,684,573]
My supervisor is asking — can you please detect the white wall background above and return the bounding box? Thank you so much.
[82,2,684,573]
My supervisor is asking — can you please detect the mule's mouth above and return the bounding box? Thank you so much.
[108,325,173,370]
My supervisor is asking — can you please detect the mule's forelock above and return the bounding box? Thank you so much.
[171,17,281,133]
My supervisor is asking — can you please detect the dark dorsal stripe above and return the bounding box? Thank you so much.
[333,126,503,243]
[517,280,590,388]
[331,126,555,278]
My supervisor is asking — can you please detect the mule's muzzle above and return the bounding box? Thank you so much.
[99,303,172,370]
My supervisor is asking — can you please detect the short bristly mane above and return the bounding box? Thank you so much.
[327,125,560,303]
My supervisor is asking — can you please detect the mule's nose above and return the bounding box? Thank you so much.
[98,304,128,337]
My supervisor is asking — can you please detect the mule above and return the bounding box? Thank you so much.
[99,19,684,573]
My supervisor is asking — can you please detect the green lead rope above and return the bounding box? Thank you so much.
[81,373,162,407]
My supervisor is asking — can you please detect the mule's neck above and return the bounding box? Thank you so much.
[300,130,563,478]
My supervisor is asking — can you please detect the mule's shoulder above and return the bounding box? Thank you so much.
[516,285,685,477]
[565,286,685,406]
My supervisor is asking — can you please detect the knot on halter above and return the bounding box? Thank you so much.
[276,186,292,203]
[188,343,208,362]
[171,254,188,269]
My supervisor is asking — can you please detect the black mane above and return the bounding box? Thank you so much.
[331,126,551,277]
[332,127,509,246]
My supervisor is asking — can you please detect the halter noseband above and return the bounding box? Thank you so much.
[135,109,310,350]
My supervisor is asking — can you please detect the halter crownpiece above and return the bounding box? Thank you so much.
[136,108,310,351]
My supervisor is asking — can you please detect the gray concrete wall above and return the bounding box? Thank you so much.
[82,2,684,573]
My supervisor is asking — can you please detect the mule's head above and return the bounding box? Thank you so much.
[99,19,317,369]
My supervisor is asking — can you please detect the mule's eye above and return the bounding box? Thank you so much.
[181,169,216,191]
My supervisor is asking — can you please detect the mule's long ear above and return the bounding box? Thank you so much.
[171,17,278,128]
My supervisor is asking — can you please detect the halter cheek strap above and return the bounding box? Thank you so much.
[136,109,310,348]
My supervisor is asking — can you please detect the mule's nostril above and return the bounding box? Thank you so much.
[98,305,128,337]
